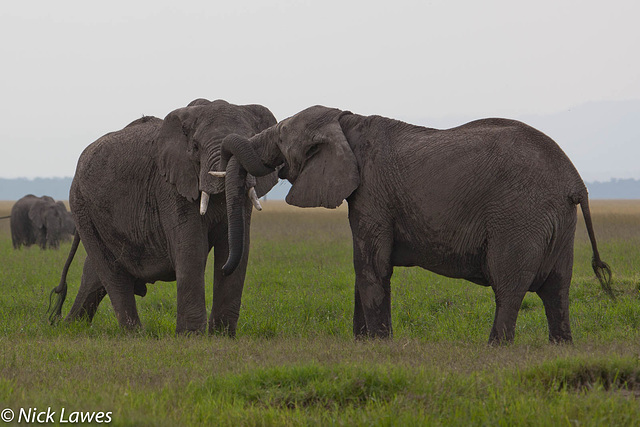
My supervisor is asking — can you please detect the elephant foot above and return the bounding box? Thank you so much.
[208,318,238,338]
[118,315,142,331]
[487,337,514,347]
[176,315,207,335]
[549,334,573,345]
[354,328,392,341]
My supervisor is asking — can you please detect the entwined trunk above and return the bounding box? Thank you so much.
[220,128,282,275]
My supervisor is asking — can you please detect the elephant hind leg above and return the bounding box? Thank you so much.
[66,256,107,323]
[68,257,141,329]
[536,245,574,344]
[486,239,543,345]
[488,273,532,345]
[104,276,142,330]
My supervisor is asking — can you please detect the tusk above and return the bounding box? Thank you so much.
[200,191,210,215]
[208,171,226,178]
[248,187,262,211]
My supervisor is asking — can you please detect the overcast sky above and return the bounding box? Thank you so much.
[1,0,638,180]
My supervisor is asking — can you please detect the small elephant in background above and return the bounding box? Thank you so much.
[11,194,75,249]
[49,99,279,336]
[58,201,76,239]
[220,105,614,345]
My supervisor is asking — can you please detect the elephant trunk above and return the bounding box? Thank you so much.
[220,133,276,177]
[222,156,248,276]
[220,129,282,276]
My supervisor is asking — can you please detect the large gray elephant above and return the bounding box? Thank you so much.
[48,99,278,336]
[219,105,614,344]
[11,194,74,249]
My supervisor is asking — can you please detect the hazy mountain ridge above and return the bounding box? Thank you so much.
[0,177,73,201]
[1,176,638,201]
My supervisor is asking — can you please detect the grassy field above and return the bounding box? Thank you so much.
[0,199,639,426]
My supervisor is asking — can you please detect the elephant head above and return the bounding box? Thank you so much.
[219,105,360,274]
[29,196,64,249]
[155,99,279,215]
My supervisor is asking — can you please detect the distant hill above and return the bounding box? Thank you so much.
[0,177,73,200]
[585,179,640,199]
[0,177,638,201]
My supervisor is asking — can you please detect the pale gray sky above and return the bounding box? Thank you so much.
[1,0,638,180]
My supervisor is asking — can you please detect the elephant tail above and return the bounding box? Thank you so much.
[577,194,615,300]
[47,231,80,324]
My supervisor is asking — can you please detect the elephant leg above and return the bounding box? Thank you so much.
[488,282,529,345]
[71,193,141,329]
[66,255,140,329]
[209,221,250,338]
[537,243,574,344]
[37,228,47,249]
[486,239,541,345]
[351,225,394,339]
[66,256,107,322]
[174,242,208,334]
[353,285,367,337]
[105,279,141,330]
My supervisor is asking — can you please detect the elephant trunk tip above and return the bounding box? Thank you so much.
[221,260,239,277]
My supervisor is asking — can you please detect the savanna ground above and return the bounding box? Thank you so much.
[0,198,639,426]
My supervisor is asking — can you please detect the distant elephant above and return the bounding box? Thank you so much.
[11,194,73,249]
[219,105,614,344]
[57,201,76,239]
[48,99,278,336]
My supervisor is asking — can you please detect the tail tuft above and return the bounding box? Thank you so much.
[592,258,615,300]
[580,195,616,301]
[47,283,68,324]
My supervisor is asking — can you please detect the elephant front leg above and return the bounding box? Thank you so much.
[173,224,209,334]
[209,215,251,338]
[351,228,394,339]
[175,264,208,334]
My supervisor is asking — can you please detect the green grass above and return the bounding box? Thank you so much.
[0,200,639,425]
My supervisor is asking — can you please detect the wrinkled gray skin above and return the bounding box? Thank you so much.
[11,195,74,249]
[221,105,613,344]
[49,99,278,335]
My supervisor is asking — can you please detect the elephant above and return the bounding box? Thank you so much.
[219,105,614,344]
[11,194,74,249]
[48,99,278,336]
[58,201,76,239]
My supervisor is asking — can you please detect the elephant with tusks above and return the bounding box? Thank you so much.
[219,105,614,345]
[49,99,278,336]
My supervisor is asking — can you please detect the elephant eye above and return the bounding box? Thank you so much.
[305,143,321,159]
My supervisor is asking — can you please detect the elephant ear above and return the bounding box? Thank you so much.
[28,203,45,229]
[156,110,200,202]
[55,201,68,214]
[286,117,360,209]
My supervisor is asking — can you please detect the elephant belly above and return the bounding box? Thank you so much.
[391,232,489,286]
[108,240,177,283]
